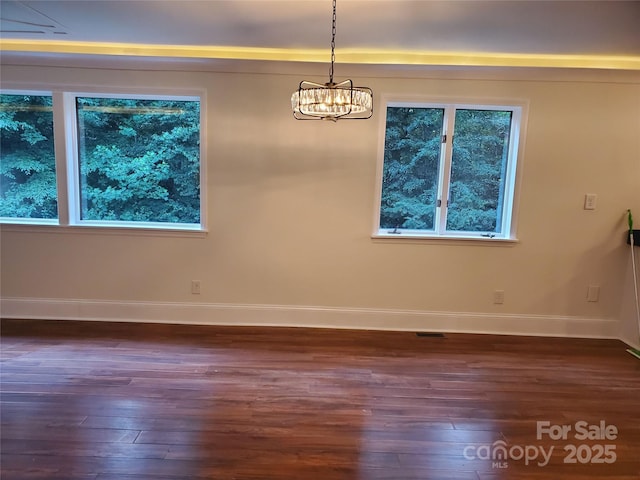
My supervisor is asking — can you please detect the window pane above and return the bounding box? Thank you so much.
[380,107,444,231]
[76,97,201,224]
[447,109,512,233]
[0,94,57,219]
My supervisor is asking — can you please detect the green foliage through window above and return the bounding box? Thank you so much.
[76,97,200,224]
[447,109,512,232]
[0,94,57,219]
[381,107,443,231]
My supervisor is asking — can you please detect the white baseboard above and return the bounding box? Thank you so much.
[624,340,640,350]
[0,296,622,341]
[620,331,640,350]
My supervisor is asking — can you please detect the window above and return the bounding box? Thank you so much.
[75,95,201,225]
[0,90,204,231]
[375,100,525,240]
[0,93,57,220]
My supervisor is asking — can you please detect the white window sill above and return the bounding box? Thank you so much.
[0,221,208,238]
[372,232,519,246]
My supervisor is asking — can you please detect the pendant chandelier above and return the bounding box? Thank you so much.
[291,0,373,121]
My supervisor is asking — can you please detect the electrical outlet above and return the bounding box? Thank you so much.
[493,290,505,304]
[584,194,597,210]
[587,285,599,302]
[191,280,201,295]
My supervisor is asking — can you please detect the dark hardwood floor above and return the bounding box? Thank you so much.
[1,319,639,480]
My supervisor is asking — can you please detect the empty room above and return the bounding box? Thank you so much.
[1,1,639,479]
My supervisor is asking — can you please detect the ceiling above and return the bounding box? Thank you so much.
[1,0,640,70]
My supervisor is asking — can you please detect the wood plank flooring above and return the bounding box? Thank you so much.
[1,319,639,479]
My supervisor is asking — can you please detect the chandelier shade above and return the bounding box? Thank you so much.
[291,0,373,121]
[292,80,373,120]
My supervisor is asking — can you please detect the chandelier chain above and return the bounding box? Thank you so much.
[329,0,337,84]
[290,0,373,120]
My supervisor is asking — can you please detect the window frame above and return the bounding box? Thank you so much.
[1,85,207,234]
[373,95,528,243]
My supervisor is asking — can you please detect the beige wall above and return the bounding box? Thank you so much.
[1,63,638,341]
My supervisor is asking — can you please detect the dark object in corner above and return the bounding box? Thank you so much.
[416,332,446,338]
[627,229,640,246]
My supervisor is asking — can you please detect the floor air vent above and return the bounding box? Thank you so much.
[415,332,446,338]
